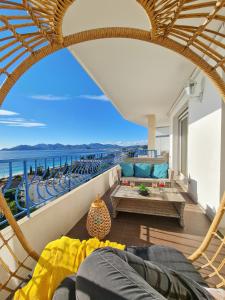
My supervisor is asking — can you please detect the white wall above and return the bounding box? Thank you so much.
[188,75,222,218]
[220,72,225,199]
[0,166,119,299]
[170,72,224,220]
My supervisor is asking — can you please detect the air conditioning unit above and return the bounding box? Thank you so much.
[184,80,197,96]
[184,79,204,102]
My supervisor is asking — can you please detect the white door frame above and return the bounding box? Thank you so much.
[178,108,189,178]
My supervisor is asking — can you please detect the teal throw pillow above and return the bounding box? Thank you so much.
[120,163,134,177]
[152,163,169,178]
[134,163,152,178]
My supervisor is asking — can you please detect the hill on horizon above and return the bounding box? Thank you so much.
[1,143,140,151]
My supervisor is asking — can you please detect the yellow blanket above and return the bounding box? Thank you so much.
[14,237,125,300]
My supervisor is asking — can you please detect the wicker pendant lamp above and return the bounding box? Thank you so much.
[86,194,111,240]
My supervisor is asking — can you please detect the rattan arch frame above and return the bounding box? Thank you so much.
[1,0,225,296]
[0,0,225,104]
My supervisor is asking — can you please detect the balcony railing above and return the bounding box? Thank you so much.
[0,151,126,226]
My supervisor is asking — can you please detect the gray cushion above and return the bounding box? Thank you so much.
[127,245,207,286]
[76,248,166,300]
[52,275,76,300]
[53,246,209,300]
[77,248,212,300]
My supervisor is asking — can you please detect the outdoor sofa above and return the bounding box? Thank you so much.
[118,159,175,187]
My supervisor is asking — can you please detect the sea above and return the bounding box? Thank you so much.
[0,149,117,179]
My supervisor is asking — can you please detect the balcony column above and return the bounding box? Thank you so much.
[147,114,156,150]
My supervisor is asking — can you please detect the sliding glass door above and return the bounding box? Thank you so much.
[179,110,188,177]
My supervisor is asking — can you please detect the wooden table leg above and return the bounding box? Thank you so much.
[111,197,119,218]
[173,202,185,227]
[179,202,185,227]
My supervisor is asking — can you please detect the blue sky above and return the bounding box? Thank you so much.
[0,49,147,149]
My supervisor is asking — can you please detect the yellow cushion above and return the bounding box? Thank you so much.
[14,237,125,300]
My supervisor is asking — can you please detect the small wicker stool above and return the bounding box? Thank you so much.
[86,195,111,240]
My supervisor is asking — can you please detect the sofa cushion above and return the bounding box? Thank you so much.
[120,162,134,177]
[152,163,169,178]
[126,245,207,287]
[134,163,152,178]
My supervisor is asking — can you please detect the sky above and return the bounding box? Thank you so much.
[0,49,147,149]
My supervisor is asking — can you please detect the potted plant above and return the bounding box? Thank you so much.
[138,184,149,196]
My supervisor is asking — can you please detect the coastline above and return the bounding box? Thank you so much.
[0,149,120,179]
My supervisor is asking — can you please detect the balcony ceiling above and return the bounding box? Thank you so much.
[62,0,195,127]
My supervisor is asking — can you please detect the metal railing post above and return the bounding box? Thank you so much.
[23,160,31,217]
[2,161,12,194]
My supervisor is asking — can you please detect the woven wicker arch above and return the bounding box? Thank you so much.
[1,0,225,296]
[0,28,225,105]
[0,0,225,104]
[0,193,39,297]
[189,192,225,288]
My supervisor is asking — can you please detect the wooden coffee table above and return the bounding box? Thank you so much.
[110,185,185,227]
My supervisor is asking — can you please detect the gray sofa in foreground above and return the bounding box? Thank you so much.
[53,246,212,300]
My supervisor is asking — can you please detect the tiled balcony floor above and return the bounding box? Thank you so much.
[67,184,210,258]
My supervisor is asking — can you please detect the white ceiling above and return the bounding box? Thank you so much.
[62,0,195,127]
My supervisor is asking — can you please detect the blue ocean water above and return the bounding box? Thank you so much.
[0,149,114,178]
[0,149,110,160]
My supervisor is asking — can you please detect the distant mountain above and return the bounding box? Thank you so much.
[1,143,125,151]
